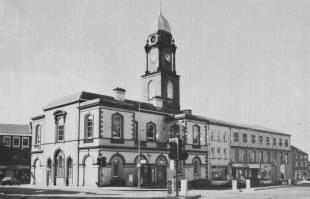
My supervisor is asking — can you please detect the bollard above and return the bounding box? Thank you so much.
[246,179,251,189]
[232,180,237,190]
[180,179,188,196]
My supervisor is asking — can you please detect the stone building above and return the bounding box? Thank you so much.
[0,124,31,183]
[30,10,293,187]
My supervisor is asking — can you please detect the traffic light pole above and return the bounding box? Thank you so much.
[175,159,179,197]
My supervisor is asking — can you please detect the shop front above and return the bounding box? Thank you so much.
[259,164,272,184]
[211,166,228,185]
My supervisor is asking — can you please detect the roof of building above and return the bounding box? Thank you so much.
[151,12,171,34]
[43,91,289,136]
[291,145,308,155]
[0,124,30,135]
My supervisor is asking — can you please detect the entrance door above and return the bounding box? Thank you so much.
[84,157,96,187]
[155,156,167,186]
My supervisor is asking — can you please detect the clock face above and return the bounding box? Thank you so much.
[150,36,156,43]
[165,54,171,62]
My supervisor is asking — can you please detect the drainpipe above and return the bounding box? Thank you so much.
[77,101,81,186]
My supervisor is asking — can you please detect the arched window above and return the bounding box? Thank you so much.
[146,122,156,141]
[111,113,123,139]
[167,80,173,99]
[54,111,66,142]
[111,155,124,178]
[134,120,138,140]
[235,150,239,162]
[193,158,201,176]
[147,80,154,100]
[85,114,94,139]
[35,125,41,145]
[67,158,73,177]
[55,152,64,177]
[170,125,179,138]
[192,125,200,145]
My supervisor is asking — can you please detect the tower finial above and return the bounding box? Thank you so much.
[160,0,162,16]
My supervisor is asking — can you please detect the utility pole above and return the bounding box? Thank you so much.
[137,101,141,188]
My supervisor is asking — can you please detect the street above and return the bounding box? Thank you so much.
[0,185,309,199]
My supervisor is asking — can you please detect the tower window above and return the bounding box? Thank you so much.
[85,113,94,140]
[167,80,173,99]
[54,110,66,143]
[192,125,200,145]
[147,80,154,100]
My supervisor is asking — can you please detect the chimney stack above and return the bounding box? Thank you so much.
[113,87,126,101]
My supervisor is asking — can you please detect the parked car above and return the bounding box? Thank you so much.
[296,177,310,185]
[0,177,20,185]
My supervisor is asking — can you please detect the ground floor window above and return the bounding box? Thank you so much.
[259,165,271,180]
[211,166,227,180]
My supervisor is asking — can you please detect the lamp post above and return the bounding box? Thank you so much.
[137,101,142,188]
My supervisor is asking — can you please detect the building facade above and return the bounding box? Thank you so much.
[0,124,31,183]
[291,145,308,181]
[30,10,294,187]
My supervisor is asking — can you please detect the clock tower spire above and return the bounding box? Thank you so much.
[142,10,180,111]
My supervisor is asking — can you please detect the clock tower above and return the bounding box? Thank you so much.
[142,11,180,111]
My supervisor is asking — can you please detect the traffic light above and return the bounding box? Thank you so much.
[97,156,107,167]
[181,150,188,160]
[169,138,179,160]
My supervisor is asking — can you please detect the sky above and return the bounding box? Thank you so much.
[0,0,309,154]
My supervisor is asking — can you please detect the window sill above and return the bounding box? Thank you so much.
[110,138,124,144]
[84,139,94,143]
[192,145,200,149]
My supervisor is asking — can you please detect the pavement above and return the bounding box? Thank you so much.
[0,184,308,199]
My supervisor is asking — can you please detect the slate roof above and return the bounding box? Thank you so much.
[0,124,30,135]
[291,145,308,155]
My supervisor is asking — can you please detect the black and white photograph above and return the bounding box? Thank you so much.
[0,0,309,198]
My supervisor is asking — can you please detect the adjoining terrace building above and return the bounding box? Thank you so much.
[0,124,31,183]
[291,145,308,181]
[30,10,292,187]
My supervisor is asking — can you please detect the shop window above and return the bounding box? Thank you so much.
[266,137,270,145]
[111,113,123,139]
[234,133,239,142]
[273,138,277,146]
[211,166,227,180]
[3,136,11,147]
[192,125,200,145]
[251,135,256,144]
[146,122,156,141]
[13,137,20,148]
[210,131,215,141]
[242,134,247,143]
[260,165,271,180]
[259,136,263,145]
